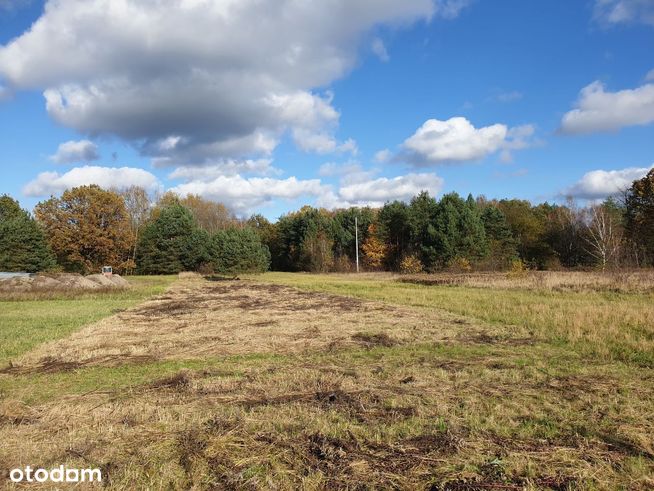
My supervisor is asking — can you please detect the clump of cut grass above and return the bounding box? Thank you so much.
[351,332,397,348]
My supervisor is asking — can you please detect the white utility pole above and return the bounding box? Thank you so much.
[355,216,359,273]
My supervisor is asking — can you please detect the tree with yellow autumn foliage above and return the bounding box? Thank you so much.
[362,224,387,270]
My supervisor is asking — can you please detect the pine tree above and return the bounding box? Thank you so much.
[136,204,210,274]
[0,195,56,273]
[481,206,518,269]
[209,227,270,274]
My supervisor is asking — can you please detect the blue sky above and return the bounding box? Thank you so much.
[1,0,653,219]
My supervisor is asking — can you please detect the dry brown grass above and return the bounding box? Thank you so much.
[0,275,653,490]
[260,271,654,368]
[4,277,508,374]
[399,270,654,293]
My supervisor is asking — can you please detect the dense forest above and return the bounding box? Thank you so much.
[1,168,653,275]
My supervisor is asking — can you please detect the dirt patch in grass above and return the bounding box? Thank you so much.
[149,371,194,390]
[435,475,579,491]
[456,332,536,346]
[351,332,398,348]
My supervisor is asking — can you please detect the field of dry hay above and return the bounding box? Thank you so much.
[1,274,653,490]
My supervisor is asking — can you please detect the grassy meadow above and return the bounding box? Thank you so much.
[254,271,654,368]
[0,271,652,490]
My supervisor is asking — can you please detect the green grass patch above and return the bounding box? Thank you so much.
[0,276,176,365]
[254,272,654,366]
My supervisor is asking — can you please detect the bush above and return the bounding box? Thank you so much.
[332,255,355,272]
[399,254,424,274]
[447,256,473,273]
[507,258,528,279]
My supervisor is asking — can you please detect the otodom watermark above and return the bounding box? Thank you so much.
[9,465,102,484]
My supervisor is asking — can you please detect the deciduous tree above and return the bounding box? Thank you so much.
[583,202,623,271]
[117,186,152,270]
[625,168,654,265]
[362,224,387,270]
[34,186,133,274]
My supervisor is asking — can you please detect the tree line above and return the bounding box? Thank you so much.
[1,168,653,275]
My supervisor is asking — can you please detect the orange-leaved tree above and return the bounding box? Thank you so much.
[362,224,387,270]
[35,185,134,274]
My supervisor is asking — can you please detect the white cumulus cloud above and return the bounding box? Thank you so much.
[560,81,654,134]
[168,159,280,180]
[23,165,162,197]
[169,175,326,215]
[398,117,534,166]
[0,0,465,167]
[563,164,653,200]
[50,139,100,164]
[318,172,444,209]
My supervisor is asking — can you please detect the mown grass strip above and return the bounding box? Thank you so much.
[0,276,176,365]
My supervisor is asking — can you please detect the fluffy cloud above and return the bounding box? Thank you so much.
[593,0,654,26]
[564,164,653,199]
[23,165,162,197]
[170,175,326,215]
[560,81,654,134]
[398,117,534,166]
[168,159,279,180]
[318,172,444,209]
[292,130,358,155]
[0,0,466,166]
[50,139,100,164]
